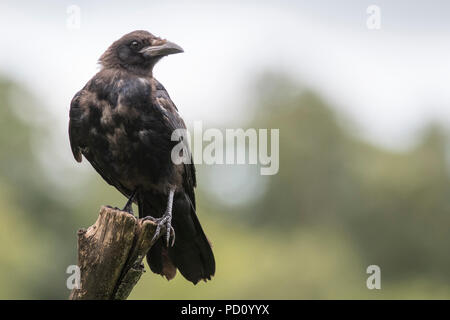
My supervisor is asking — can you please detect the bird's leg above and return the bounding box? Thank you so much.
[143,187,176,247]
[122,189,137,215]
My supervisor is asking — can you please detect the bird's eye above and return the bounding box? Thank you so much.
[130,41,140,50]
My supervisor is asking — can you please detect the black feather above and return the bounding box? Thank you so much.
[68,30,215,284]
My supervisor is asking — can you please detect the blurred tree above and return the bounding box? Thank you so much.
[0,72,448,299]
[0,76,88,298]
[205,73,450,285]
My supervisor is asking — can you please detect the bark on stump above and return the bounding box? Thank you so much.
[69,205,157,300]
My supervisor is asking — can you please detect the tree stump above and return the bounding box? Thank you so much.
[69,206,157,300]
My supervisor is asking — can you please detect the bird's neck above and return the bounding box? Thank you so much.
[101,60,161,78]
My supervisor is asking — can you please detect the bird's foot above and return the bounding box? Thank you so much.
[121,190,137,216]
[143,213,175,247]
[122,201,134,215]
[141,188,176,247]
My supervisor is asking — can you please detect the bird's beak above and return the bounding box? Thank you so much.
[140,41,184,58]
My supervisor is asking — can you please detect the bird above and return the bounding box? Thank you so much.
[68,30,215,284]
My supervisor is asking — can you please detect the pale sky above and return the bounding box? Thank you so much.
[1,0,450,154]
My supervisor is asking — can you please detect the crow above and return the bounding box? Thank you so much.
[68,30,215,284]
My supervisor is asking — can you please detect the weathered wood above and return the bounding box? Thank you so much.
[69,206,157,300]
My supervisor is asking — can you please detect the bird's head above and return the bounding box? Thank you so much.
[99,30,183,75]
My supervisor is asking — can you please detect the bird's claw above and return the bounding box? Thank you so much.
[143,215,175,247]
[122,203,134,215]
[121,189,137,216]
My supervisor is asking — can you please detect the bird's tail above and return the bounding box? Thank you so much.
[143,192,215,284]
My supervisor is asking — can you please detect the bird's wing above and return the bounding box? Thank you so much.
[154,80,197,207]
[68,90,85,163]
[148,81,214,285]
[68,85,131,197]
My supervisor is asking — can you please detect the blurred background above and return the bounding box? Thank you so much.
[0,0,449,299]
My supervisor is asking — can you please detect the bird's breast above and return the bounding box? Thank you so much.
[83,75,179,192]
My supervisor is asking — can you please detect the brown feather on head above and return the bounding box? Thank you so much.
[99,30,183,75]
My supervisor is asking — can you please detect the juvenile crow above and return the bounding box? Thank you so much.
[69,30,215,284]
